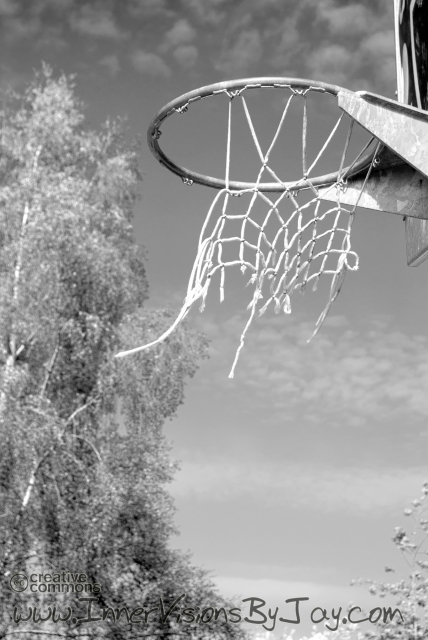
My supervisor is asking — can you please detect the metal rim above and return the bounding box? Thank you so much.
[147,77,375,193]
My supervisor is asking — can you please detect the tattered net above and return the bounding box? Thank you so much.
[117,81,381,377]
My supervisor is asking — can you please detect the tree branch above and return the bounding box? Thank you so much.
[0,145,42,419]
[65,399,96,426]
[39,343,59,401]
[1,398,97,571]
[21,448,52,510]
[71,435,102,463]
[28,407,54,419]
[15,329,36,360]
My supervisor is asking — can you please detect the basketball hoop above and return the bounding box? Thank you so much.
[116,77,382,377]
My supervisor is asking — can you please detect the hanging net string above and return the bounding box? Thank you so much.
[116,85,381,377]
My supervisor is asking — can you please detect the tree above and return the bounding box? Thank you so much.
[353,482,428,640]
[0,65,248,640]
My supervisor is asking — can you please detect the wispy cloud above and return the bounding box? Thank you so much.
[207,0,395,94]
[0,63,28,95]
[0,13,41,39]
[173,45,199,69]
[0,0,18,16]
[305,43,355,87]
[130,49,171,77]
[160,18,196,52]
[305,28,396,90]
[0,0,397,95]
[0,0,74,43]
[269,15,302,71]
[192,313,428,427]
[359,30,397,88]
[171,457,427,513]
[215,28,263,74]
[100,54,120,76]
[30,0,75,12]
[70,4,127,39]
[35,25,67,49]
[182,0,227,25]
[296,0,394,92]
[127,0,173,18]
[316,0,372,37]
[213,575,377,611]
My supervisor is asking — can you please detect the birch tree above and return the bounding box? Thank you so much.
[0,66,248,640]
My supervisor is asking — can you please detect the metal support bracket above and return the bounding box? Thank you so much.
[337,91,428,266]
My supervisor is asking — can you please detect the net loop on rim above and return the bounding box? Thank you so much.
[175,104,189,114]
[116,78,381,377]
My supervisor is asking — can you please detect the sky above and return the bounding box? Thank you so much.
[2,0,428,638]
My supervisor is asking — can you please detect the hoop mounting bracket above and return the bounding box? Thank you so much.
[339,91,428,187]
[339,91,428,265]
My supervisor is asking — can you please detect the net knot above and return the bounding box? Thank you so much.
[226,89,242,99]
[291,88,308,97]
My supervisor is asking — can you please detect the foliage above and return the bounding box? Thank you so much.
[252,481,428,640]
[0,65,248,640]
[351,482,428,640]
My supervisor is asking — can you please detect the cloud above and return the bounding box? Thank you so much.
[128,0,173,18]
[131,49,171,77]
[171,457,427,513]
[0,14,41,39]
[304,0,395,92]
[160,18,196,52]
[173,44,199,68]
[208,0,395,94]
[30,0,75,13]
[0,0,18,16]
[361,30,395,59]
[70,4,127,39]
[215,28,263,74]
[100,54,120,76]
[0,64,27,95]
[182,0,227,25]
[305,43,355,87]
[191,313,428,427]
[35,25,67,49]
[213,575,378,612]
[270,16,302,69]
[0,0,44,39]
[359,30,397,88]
[304,27,396,100]
[316,0,371,37]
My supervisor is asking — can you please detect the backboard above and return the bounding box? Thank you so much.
[395,0,428,265]
[323,0,428,266]
[395,0,428,111]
